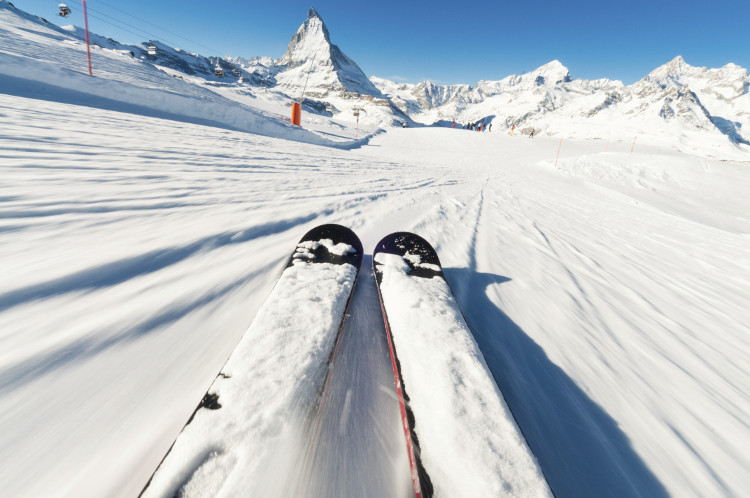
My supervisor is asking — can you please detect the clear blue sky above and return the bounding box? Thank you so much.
[14,0,750,85]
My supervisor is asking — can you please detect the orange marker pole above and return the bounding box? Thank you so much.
[555,137,563,167]
[291,102,301,126]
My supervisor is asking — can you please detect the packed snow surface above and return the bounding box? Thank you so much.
[375,251,552,496]
[2,1,750,497]
[4,91,749,497]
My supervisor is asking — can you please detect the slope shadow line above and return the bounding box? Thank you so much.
[0,74,248,134]
[443,267,669,498]
[0,261,278,395]
[0,212,326,312]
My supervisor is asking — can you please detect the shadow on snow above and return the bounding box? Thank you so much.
[443,267,669,498]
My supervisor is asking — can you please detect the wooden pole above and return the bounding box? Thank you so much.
[82,0,93,76]
[631,136,637,153]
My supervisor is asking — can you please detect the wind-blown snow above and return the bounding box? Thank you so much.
[2,1,750,497]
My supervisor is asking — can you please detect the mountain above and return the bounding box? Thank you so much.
[274,8,383,99]
[3,0,747,144]
[633,56,750,143]
[372,57,750,145]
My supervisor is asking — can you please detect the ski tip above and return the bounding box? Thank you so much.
[373,232,442,268]
[372,232,444,281]
[288,224,364,269]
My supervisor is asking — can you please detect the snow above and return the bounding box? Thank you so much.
[2,1,750,497]
[142,248,358,497]
[374,251,552,496]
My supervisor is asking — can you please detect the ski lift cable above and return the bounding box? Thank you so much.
[85,12,181,50]
[52,0,224,57]
[94,0,226,56]
[86,6,185,50]
[49,0,174,47]
[84,13,163,45]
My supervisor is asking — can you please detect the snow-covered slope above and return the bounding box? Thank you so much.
[0,1,369,147]
[3,91,749,498]
[2,1,750,497]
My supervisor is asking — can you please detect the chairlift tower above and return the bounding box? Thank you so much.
[353,107,366,139]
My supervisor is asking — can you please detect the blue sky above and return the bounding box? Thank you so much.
[14,0,750,85]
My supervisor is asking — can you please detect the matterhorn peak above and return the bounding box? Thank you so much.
[274,7,382,98]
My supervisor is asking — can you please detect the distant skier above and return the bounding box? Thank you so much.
[530,129,535,138]
[452,120,456,129]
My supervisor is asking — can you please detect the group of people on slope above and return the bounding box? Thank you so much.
[450,120,536,137]
[453,120,492,132]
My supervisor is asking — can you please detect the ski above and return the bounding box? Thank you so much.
[373,232,553,497]
[140,224,363,498]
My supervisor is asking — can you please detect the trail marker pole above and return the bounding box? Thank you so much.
[631,136,637,153]
[555,137,563,168]
[291,102,301,126]
[353,107,364,139]
[82,0,92,76]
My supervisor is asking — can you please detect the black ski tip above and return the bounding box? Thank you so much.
[287,224,363,269]
[373,232,443,279]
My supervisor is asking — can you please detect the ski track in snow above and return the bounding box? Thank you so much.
[2,93,749,497]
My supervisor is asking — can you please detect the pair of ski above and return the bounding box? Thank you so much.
[141,224,551,498]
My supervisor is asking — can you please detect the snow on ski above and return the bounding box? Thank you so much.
[373,232,553,497]
[140,224,363,497]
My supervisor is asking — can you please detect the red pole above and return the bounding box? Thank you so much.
[555,137,563,167]
[291,102,301,126]
[82,0,93,76]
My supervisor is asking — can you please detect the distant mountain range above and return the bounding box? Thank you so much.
[234,8,749,145]
[5,1,749,145]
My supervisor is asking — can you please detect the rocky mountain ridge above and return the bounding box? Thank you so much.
[371,56,749,145]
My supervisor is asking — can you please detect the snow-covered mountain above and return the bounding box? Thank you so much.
[372,57,750,146]
[8,0,747,144]
[274,8,382,99]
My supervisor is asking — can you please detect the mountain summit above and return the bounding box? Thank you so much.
[274,7,382,98]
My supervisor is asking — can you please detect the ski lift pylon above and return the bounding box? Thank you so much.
[58,3,71,17]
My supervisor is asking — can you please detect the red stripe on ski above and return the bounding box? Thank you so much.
[377,293,422,498]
